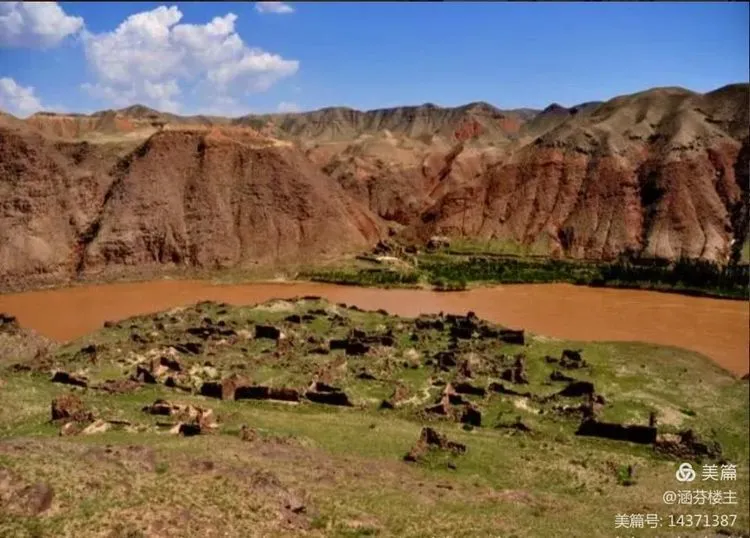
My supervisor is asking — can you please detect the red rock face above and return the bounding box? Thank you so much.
[417,141,745,261]
[412,85,749,262]
[453,118,484,142]
[82,130,383,271]
[112,116,136,132]
[497,116,522,134]
[0,126,383,289]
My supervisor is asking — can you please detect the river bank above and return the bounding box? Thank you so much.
[2,248,747,302]
[302,252,750,301]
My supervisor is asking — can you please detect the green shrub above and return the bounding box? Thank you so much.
[303,269,420,288]
[615,464,636,486]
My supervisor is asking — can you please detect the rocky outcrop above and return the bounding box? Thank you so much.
[404,427,466,462]
[51,394,93,422]
[142,399,219,434]
[654,429,722,459]
[51,371,89,388]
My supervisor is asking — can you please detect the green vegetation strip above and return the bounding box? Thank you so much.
[302,252,749,299]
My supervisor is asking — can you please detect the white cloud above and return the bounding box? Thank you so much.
[0,77,44,116]
[81,6,299,112]
[0,2,83,48]
[198,96,253,118]
[81,82,135,108]
[142,80,181,112]
[277,101,300,113]
[255,2,295,15]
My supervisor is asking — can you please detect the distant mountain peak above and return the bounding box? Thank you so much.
[117,104,163,118]
[542,103,568,114]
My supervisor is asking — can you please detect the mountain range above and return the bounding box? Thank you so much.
[1,83,747,288]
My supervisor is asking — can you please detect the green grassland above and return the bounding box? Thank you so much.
[301,240,749,300]
[0,298,747,537]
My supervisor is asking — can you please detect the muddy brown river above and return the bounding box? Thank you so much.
[0,280,747,375]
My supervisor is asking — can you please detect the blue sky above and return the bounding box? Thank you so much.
[0,1,748,117]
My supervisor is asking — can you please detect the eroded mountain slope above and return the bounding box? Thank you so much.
[415,85,749,261]
[0,126,117,287]
[80,128,382,274]
[0,124,383,289]
[1,83,747,289]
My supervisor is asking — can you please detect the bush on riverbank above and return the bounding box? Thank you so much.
[430,276,467,291]
[302,268,421,288]
[420,256,598,285]
[598,258,749,298]
[419,255,748,299]
[300,251,748,299]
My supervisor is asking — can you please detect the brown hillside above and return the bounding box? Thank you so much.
[308,130,504,225]
[24,105,234,142]
[25,111,150,140]
[415,85,750,261]
[0,123,383,289]
[0,127,116,288]
[79,128,383,275]
[0,83,747,289]
[234,102,533,144]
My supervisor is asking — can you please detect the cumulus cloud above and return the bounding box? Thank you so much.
[199,96,254,118]
[255,2,295,15]
[0,77,44,116]
[80,82,135,108]
[81,6,299,112]
[277,101,300,113]
[0,2,83,48]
